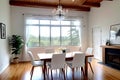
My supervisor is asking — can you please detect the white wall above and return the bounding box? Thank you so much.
[10,6,89,56]
[0,0,10,74]
[89,0,120,46]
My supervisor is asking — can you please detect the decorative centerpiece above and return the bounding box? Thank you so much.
[58,47,66,53]
[106,40,111,46]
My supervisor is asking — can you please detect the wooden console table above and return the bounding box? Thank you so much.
[101,45,120,63]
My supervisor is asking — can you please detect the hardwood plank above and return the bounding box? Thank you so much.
[0,59,120,80]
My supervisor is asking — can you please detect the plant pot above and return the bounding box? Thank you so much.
[13,58,19,63]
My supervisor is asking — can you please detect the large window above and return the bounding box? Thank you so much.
[26,19,81,47]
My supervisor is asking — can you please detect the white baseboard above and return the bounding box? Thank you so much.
[0,63,9,74]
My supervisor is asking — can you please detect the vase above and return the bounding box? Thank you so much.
[62,50,66,53]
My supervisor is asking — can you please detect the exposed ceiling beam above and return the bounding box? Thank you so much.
[10,0,90,12]
[62,5,90,11]
[75,0,86,5]
[103,0,113,1]
[83,2,100,7]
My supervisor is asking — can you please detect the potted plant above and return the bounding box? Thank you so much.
[9,35,24,63]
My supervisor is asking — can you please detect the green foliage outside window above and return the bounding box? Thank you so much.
[27,27,80,47]
[26,19,80,47]
[69,28,80,46]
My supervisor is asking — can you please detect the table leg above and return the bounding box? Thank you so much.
[43,61,46,80]
[85,57,88,80]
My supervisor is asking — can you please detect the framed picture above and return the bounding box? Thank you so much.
[109,23,120,45]
[0,23,6,39]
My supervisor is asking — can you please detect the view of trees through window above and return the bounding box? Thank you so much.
[26,19,81,47]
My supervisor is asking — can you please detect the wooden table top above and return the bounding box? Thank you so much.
[38,51,93,60]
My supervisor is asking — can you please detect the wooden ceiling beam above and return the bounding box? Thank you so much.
[74,0,86,5]
[10,1,57,7]
[10,0,90,12]
[103,0,113,1]
[62,5,90,12]
[83,2,100,7]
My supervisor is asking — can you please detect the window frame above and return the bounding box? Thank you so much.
[25,19,81,47]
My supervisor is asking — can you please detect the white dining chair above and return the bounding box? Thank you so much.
[66,53,85,80]
[47,53,66,80]
[85,47,94,74]
[27,51,44,79]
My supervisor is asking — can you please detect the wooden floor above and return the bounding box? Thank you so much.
[0,59,120,80]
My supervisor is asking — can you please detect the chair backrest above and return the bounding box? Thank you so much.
[85,48,93,62]
[27,51,35,63]
[51,53,66,69]
[72,53,85,68]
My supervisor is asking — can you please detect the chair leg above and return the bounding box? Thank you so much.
[62,68,66,80]
[72,68,74,80]
[51,70,53,80]
[88,62,94,74]
[48,68,49,78]
[65,66,67,78]
[30,66,34,79]
[81,67,87,80]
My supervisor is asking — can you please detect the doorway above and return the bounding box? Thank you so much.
[92,27,102,60]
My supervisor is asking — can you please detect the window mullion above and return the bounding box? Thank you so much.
[50,20,51,46]
[60,20,62,46]
[39,20,40,47]
[70,21,72,45]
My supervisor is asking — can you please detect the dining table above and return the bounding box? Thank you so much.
[38,52,93,80]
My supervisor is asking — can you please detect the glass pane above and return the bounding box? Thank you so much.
[71,27,80,46]
[27,26,39,47]
[40,26,50,46]
[61,27,71,46]
[61,21,71,25]
[26,19,39,24]
[72,20,80,25]
[40,20,50,25]
[51,20,60,25]
[51,27,60,46]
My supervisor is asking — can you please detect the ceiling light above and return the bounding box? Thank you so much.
[53,0,68,20]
